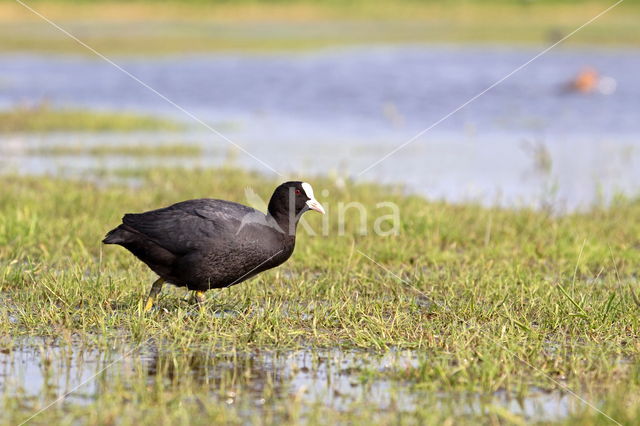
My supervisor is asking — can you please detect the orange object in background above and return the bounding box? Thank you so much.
[570,67,599,93]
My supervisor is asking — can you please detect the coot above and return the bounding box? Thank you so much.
[103,181,325,311]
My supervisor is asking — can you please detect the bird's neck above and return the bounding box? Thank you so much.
[267,207,300,237]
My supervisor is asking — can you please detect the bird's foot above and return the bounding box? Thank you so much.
[143,296,155,313]
[194,291,206,304]
[143,277,165,313]
[189,290,206,312]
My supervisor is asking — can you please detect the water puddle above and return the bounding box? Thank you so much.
[0,337,584,422]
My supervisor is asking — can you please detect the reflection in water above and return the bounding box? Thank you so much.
[0,338,581,422]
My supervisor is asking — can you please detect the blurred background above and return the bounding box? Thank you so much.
[1,0,638,210]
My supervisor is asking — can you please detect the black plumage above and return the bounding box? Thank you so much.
[103,181,325,309]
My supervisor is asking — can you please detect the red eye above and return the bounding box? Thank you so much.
[295,189,301,195]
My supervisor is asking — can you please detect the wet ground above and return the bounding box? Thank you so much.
[0,338,578,423]
[1,45,640,209]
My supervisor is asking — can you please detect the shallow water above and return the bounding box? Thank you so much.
[0,338,580,422]
[1,46,640,208]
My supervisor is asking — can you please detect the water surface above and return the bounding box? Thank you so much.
[1,46,639,208]
[0,338,579,423]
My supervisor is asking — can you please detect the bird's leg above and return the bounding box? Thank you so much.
[144,277,165,312]
[194,291,206,304]
[193,291,206,309]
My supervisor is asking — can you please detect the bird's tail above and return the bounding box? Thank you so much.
[102,225,127,244]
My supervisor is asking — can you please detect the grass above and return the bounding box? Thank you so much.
[1,166,640,424]
[28,143,203,157]
[0,104,182,132]
[0,0,639,53]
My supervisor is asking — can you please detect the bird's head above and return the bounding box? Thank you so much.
[268,181,325,228]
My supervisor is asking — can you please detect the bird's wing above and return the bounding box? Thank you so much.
[122,199,259,255]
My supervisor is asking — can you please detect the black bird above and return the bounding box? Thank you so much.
[103,181,325,311]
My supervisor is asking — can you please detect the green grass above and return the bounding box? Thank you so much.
[1,0,638,53]
[28,143,203,157]
[1,166,640,424]
[0,105,182,132]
